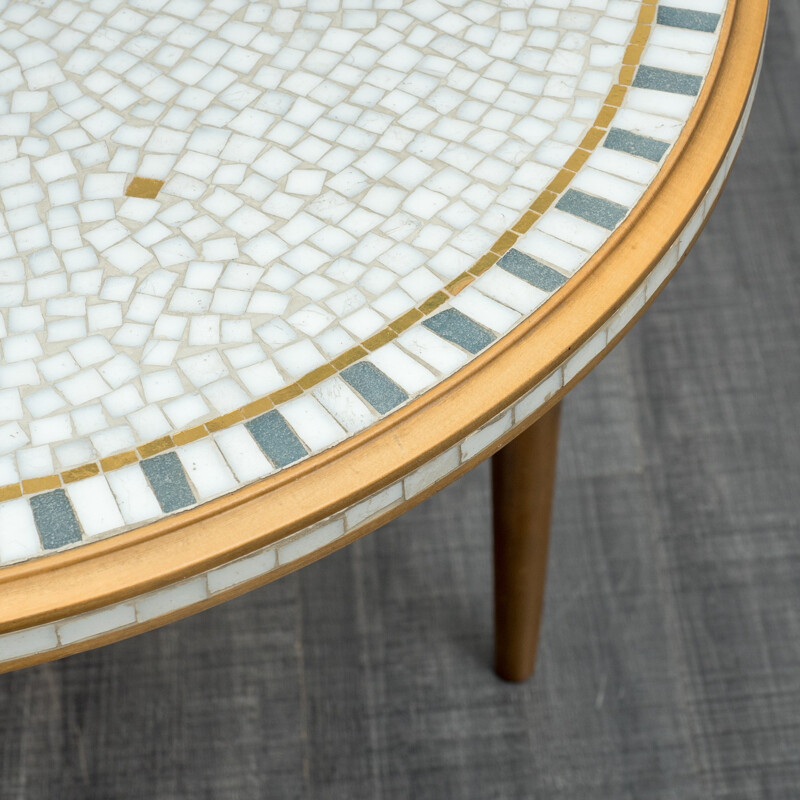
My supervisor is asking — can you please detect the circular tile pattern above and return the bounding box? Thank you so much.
[0,0,728,564]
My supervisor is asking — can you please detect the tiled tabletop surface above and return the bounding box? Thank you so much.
[0,0,728,566]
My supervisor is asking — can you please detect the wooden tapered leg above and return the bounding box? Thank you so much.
[492,401,561,682]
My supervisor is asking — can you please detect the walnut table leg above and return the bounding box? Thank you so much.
[492,401,561,682]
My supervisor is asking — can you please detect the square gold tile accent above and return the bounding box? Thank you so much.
[363,329,398,351]
[512,211,541,234]
[173,425,208,446]
[125,177,165,199]
[490,231,518,256]
[0,484,22,501]
[547,169,576,194]
[22,476,61,493]
[138,436,174,458]
[531,191,558,214]
[624,45,644,66]
[445,274,474,296]
[469,253,499,277]
[332,347,368,371]
[242,397,274,419]
[631,23,651,46]
[62,464,100,483]
[580,126,606,150]
[206,410,245,432]
[639,4,656,22]
[269,384,303,404]
[100,451,139,472]
[390,308,424,333]
[605,85,628,107]
[563,150,589,172]
[595,105,618,128]
[298,363,337,389]
[418,291,449,314]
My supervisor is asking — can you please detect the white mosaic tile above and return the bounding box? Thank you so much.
[278,518,345,566]
[57,603,136,646]
[135,576,207,623]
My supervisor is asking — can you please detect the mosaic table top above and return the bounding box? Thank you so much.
[0,0,734,568]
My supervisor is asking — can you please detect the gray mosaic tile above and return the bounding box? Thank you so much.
[498,249,568,292]
[245,410,308,468]
[423,308,497,355]
[30,490,82,550]
[140,453,196,514]
[604,128,670,163]
[341,362,409,415]
[657,5,720,32]
[633,65,703,96]
[556,189,628,230]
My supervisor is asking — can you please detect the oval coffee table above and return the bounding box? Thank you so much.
[0,0,767,680]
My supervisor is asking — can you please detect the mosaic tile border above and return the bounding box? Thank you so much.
[0,0,731,564]
[0,60,759,666]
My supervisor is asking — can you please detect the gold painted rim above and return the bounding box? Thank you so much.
[0,0,768,636]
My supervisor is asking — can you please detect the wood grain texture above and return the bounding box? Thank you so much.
[493,402,561,682]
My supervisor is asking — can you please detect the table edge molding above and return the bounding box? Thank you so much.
[0,0,769,648]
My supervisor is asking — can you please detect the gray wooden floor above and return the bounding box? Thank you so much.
[2,6,798,798]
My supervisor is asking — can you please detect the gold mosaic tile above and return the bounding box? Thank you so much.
[125,177,165,199]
